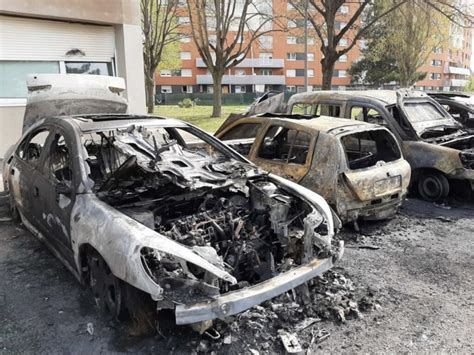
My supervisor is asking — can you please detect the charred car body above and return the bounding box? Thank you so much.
[286,90,474,201]
[215,115,410,224]
[427,92,474,129]
[2,75,342,328]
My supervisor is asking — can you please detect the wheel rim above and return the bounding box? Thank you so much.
[421,175,443,199]
[89,255,122,317]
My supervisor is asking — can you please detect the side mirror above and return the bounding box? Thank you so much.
[56,183,72,197]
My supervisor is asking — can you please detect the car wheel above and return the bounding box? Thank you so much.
[418,171,450,202]
[87,252,126,320]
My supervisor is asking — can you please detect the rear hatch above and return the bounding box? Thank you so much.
[23,74,128,132]
[339,128,409,201]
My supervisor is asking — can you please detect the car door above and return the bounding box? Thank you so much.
[29,127,76,266]
[250,123,315,182]
[8,127,53,219]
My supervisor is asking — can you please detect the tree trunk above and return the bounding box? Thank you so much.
[321,58,336,90]
[145,73,155,114]
[212,73,223,118]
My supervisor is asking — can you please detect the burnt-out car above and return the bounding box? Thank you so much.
[427,92,474,129]
[286,90,474,201]
[2,75,342,329]
[215,114,410,225]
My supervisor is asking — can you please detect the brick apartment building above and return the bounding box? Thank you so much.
[155,1,472,97]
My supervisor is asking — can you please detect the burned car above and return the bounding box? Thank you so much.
[2,75,342,329]
[286,90,474,201]
[427,92,474,129]
[215,114,410,226]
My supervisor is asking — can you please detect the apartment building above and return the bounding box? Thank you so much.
[416,22,472,91]
[0,0,146,156]
[155,1,472,96]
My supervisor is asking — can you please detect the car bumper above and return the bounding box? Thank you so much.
[174,255,337,325]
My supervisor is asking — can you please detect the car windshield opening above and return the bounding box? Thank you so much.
[341,129,401,170]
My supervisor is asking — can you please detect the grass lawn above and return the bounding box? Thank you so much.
[153,104,248,133]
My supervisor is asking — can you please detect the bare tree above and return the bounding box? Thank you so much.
[290,0,473,90]
[289,0,409,90]
[186,0,284,117]
[142,0,181,113]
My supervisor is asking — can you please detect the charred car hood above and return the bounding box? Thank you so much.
[23,74,127,132]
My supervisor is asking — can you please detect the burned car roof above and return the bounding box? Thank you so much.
[288,90,399,105]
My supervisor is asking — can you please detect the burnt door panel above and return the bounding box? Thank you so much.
[30,130,76,266]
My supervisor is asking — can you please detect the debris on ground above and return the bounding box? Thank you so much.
[86,323,94,336]
[278,330,304,354]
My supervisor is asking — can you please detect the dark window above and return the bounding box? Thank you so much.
[341,129,401,170]
[320,104,341,117]
[258,126,311,164]
[295,69,306,77]
[350,106,386,126]
[220,123,261,156]
[17,129,50,165]
[65,62,113,76]
[221,123,261,140]
[47,133,72,185]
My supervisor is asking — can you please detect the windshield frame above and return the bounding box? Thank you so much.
[398,97,461,138]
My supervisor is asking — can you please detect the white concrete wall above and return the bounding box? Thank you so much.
[114,24,146,114]
[0,106,24,158]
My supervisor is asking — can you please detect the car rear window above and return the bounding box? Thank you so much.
[340,129,401,170]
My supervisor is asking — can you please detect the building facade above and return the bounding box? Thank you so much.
[0,0,146,156]
[155,0,472,97]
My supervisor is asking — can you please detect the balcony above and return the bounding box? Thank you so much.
[448,79,468,87]
[196,74,285,85]
[444,66,471,76]
[196,58,284,68]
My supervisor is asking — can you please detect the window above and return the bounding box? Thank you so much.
[333,70,347,77]
[161,86,172,93]
[178,16,190,24]
[180,35,191,43]
[308,69,314,77]
[65,62,113,76]
[339,5,349,14]
[259,53,273,60]
[341,130,401,170]
[287,2,295,10]
[47,133,72,185]
[307,38,315,45]
[220,123,261,156]
[288,20,297,28]
[235,69,246,76]
[261,69,273,76]
[235,85,246,93]
[287,53,297,60]
[286,69,296,77]
[17,129,50,165]
[258,126,311,165]
[431,59,442,67]
[221,123,261,140]
[433,47,442,54]
[339,38,348,47]
[259,36,273,49]
[209,35,217,46]
[180,52,191,60]
[339,54,348,62]
[430,73,441,80]
[320,104,341,116]
[0,61,60,98]
[335,21,347,30]
[308,53,315,61]
[181,69,192,77]
[287,86,296,92]
[287,36,297,44]
[351,106,386,126]
[182,85,193,93]
[160,70,171,77]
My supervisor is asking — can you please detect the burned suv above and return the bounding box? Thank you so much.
[287,90,474,201]
[2,74,342,330]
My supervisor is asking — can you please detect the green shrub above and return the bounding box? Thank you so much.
[177,98,195,108]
